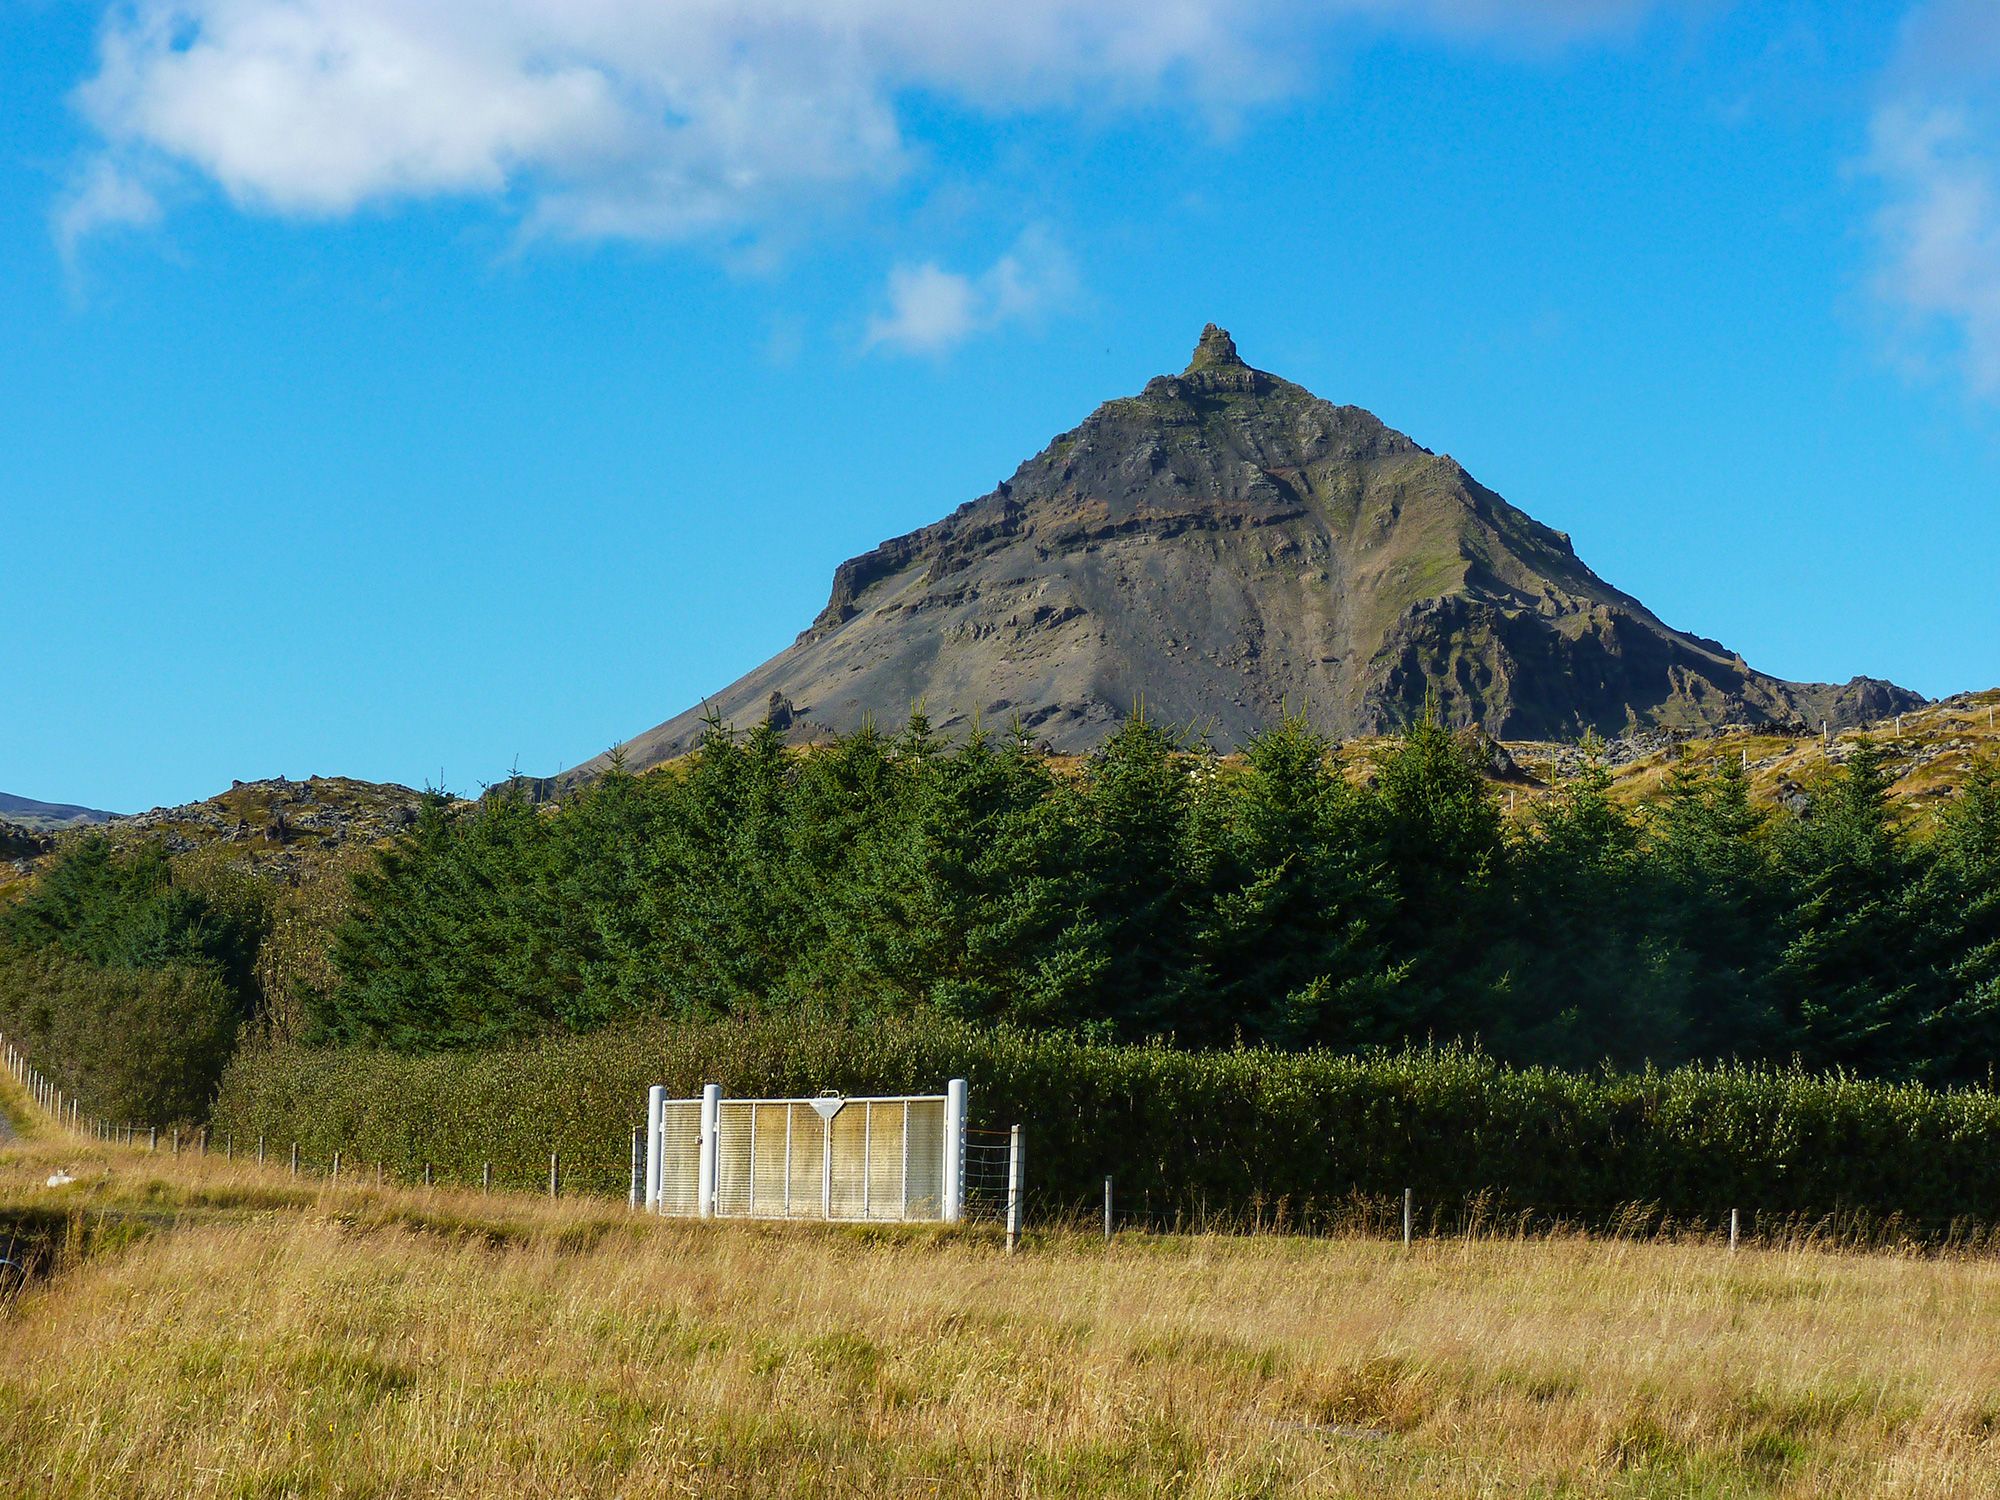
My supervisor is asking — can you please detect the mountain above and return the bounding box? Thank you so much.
[0,791,119,832]
[598,326,1922,768]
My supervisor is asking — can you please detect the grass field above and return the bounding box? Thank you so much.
[5,1074,2000,1497]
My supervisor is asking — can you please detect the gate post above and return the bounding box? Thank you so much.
[1005,1124,1024,1254]
[942,1078,968,1224]
[644,1085,666,1212]
[697,1083,722,1219]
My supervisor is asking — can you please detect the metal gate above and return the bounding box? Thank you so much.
[644,1080,969,1223]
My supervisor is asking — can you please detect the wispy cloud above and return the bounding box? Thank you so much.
[1862,1,2000,399]
[63,0,1688,254]
[1364,0,1676,46]
[53,158,159,271]
[864,228,1075,355]
[1866,104,2000,396]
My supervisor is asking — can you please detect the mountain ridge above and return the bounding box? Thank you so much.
[0,791,119,831]
[594,326,1921,772]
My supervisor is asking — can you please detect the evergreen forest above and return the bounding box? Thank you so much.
[307,712,2000,1083]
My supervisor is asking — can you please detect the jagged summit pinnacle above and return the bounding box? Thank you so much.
[1184,323,1242,373]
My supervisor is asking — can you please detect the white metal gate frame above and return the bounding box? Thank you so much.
[643,1078,971,1224]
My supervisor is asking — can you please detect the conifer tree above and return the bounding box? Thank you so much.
[1362,703,1508,1043]
[1644,753,1783,1061]
[841,718,1080,1022]
[1919,756,2000,1081]
[1508,738,1687,1068]
[640,714,805,1015]
[1771,738,1935,1071]
[306,706,2000,1082]
[1065,712,1197,1038]
[540,756,661,1029]
[1185,714,1402,1047]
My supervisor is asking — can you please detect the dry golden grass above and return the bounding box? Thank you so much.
[7,1074,2000,1498]
[1061,690,2000,829]
[1546,690,2000,827]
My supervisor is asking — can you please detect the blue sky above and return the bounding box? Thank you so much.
[4,0,1998,812]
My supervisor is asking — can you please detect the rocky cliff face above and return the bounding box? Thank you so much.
[602,326,1921,767]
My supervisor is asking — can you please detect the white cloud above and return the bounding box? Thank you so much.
[66,0,1686,252]
[1863,1,2000,399]
[53,158,159,267]
[867,265,980,355]
[1866,104,2000,396]
[864,228,1075,355]
[1357,0,1673,44]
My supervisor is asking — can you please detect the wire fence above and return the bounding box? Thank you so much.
[961,1126,1015,1223]
[2,1030,220,1156]
[11,1029,2000,1258]
[1,1028,574,1195]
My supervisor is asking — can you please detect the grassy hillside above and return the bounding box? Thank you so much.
[0,774,435,904]
[1017,688,2000,826]
[0,777,439,1040]
[5,1073,2000,1497]
[1524,687,2000,826]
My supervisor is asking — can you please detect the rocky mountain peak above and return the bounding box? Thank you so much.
[590,331,1924,771]
[1184,322,1243,374]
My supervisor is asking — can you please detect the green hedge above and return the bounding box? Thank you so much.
[0,949,240,1128]
[211,1016,2000,1230]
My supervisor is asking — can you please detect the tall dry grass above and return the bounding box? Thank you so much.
[4,1083,2000,1497]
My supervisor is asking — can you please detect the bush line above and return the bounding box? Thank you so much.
[209,1015,2000,1230]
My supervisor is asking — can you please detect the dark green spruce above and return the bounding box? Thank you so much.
[304,712,2000,1085]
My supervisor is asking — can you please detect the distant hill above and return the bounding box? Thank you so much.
[593,325,1923,772]
[104,776,430,863]
[0,791,119,832]
[0,775,435,893]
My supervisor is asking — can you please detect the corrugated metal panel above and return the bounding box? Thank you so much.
[714,1102,754,1216]
[903,1098,945,1218]
[828,1104,867,1218]
[789,1104,828,1217]
[748,1102,791,1215]
[657,1100,703,1216]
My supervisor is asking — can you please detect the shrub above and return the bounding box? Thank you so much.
[0,949,241,1126]
[211,1015,2000,1230]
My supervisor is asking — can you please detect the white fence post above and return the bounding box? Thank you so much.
[644,1085,665,1212]
[697,1083,722,1220]
[821,1109,834,1219]
[942,1078,968,1224]
[1005,1123,1024,1254]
